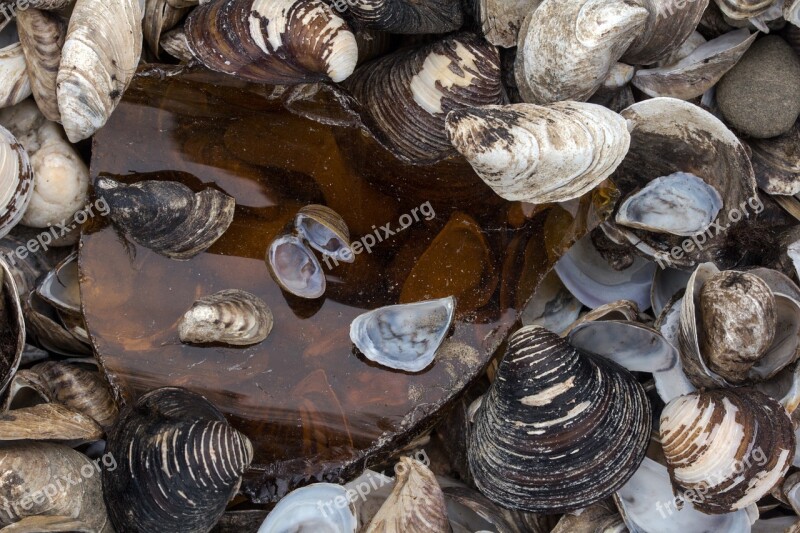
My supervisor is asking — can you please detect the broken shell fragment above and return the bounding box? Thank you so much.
[57,0,144,142]
[257,483,357,533]
[445,102,630,205]
[178,289,273,346]
[0,124,33,240]
[294,204,353,263]
[660,388,795,513]
[468,325,651,512]
[95,177,235,260]
[349,297,455,372]
[16,8,66,122]
[615,172,723,237]
[347,0,463,34]
[185,0,358,84]
[266,232,326,299]
[103,387,254,532]
[0,22,32,110]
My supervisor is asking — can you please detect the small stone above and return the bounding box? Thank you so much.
[717,36,800,139]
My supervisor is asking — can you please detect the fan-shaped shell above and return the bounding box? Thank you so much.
[178,289,273,346]
[347,0,463,34]
[95,177,236,260]
[103,387,253,532]
[57,0,143,142]
[445,102,630,205]
[468,325,651,512]
[185,0,358,84]
[16,9,65,123]
[514,0,648,104]
[660,388,795,514]
[0,125,33,240]
[345,33,503,165]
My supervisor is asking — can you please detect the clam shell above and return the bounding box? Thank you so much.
[178,289,274,346]
[160,27,194,62]
[475,0,542,48]
[103,387,253,532]
[266,232,326,299]
[344,33,504,165]
[468,325,651,512]
[347,0,463,34]
[445,102,630,205]
[350,297,455,372]
[57,0,143,142]
[95,177,236,260]
[0,125,33,241]
[660,388,795,513]
[294,204,353,263]
[185,0,358,84]
[16,9,66,122]
[715,0,775,20]
[514,0,648,104]
[621,0,709,65]
[749,120,800,196]
[0,22,32,110]
[144,0,190,58]
[257,483,357,533]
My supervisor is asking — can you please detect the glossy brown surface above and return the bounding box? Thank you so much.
[80,65,611,501]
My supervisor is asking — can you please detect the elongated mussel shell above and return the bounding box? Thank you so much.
[345,33,503,165]
[185,0,358,84]
[468,325,651,512]
[350,297,455,372]
[178,289,273,346]
[95,177,235,260]
[103,387,253,532]
[0,125,32,240]
[660,388,795,513]
[346,0,463,34]
[446,102,630,204]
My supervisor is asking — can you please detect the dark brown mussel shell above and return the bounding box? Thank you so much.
[346,0,463,34]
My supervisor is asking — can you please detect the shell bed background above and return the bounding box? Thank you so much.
[0,0,798,531]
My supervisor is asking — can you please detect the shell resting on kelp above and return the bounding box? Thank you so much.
[103,387,253,533]
[468,325,651,512]
[95,177,235,260]
[57,0,143,142]
[445,102,630,205]
[185,0,358,84]
[178,289,273,346]
[346,0,463,34]
[660,388,795,514]
[344,32,504,165]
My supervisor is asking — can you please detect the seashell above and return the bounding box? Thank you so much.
[103,387,253,532]
[514,0,648,104]
[266,232,326,299]
[714,0,775,20]
[475,0,542,48]
[294,204,354,263]
[621,0,709,66]
[365,457,448,532]
[0,130,32,242]
[610,98,757,268]
[57,0,143,142]
[552,500,626,533]
[185,0,358,84]
[257,483,357,532]
[12,0,76,8]
[0,403,103,442]
[0,261,25,400]
[95,177,236,260]
[650,266,691,316]
[445,102,630,205]
[442,485,524,533]
[36,251,80,315]
[786,0,800,27]
[24,291,91,356]
[168,0,198,6]
[615,172,724,237]
[144,0,190,58]
[520,269,582,334]
[0,22,32,110]
[346,0,463,34]
[160,26,194,62]
[468,325,651,512]
[660,388,795,513]
[0,442,111,530]
[349,297,455,372]
[0,100,89,229]
[749,120,800,196]
[631,29,757,100]
[178,289,273,346]
[16,9,66,122]
[345,33,504,165]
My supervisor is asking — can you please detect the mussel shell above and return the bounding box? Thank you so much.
[468,325,651,512]
[178,289,274,346]
[347,0,463,34]
[266,232,326,299]
[103,387,253,532]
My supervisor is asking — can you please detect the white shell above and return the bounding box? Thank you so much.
[257,483,357,533]
[57,0,144,142]
[478,0,542,48]
[446,102,630,205]
[267,233,326,299]
[0,124,33,239]
[0,22,32,110]
[349,297,455,372]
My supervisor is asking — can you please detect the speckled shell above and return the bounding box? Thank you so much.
[347,0,463,34]
[445,102,630,204]
[345,33,504,165]
[185,0,358,84]
[660,388,795,514]
[515,0,648,104]
[95,177,235,260]
[749,120,800,196]
[178,289,273,346]
[468,325,651,512]
[0,125,33,240]
[103,387,253,533]
[16,9,66,122]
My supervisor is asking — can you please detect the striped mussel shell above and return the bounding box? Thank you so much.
[344,33,504,165]
[95,176,235,260]
[0,125,33,240]
[103,387,253,532]
[178,289,274,346]
[346,0,463,34]
[185,0,358,84]
[468,325,651,512]
[660,388,795,514]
